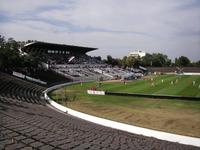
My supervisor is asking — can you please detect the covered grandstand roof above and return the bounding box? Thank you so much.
[21,41,97,54]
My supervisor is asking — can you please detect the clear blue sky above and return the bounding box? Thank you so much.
[0,0,200,61]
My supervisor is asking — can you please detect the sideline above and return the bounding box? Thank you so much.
[43,82,200,147]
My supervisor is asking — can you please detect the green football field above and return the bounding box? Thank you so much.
[50,75,200,137]
[95,74,200,97]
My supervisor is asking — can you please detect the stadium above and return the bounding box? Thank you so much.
[0,39,200,150]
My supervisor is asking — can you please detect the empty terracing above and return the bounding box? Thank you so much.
[0,72,199,149]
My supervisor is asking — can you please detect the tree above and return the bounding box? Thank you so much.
[105,55,121,66]
[141,53,171,67]
[106,55,113,65]
[126,56,134,67]
[115,58,122,67]
[0,35,40,72]
[0,35,6,48]
[94,56,102,61]
[152,53,171,67]
[126,56,141,67]
[175,56,191,67]
[193,60,200,67]
[141,53,153,66]
[0,35,22,70]
[122,56,127,68]
[7,37,20,50]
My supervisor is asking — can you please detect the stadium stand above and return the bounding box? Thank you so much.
[0,72,199,149]
[25,69,72,86]
[0,72,46,105]
[21,42,141,82]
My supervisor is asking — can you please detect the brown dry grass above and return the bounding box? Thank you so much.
[66,100,200,137]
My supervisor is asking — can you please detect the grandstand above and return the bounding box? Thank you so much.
[0,72,198,149]
[22,42,98,65]
[21,42,139,82]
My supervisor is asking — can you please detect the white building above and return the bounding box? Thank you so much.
[129,50,146,58]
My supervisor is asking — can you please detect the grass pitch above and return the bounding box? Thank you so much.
[98,74,200,97]
[50,75,200,137]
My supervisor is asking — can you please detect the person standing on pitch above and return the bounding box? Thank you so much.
[193,81,196,86]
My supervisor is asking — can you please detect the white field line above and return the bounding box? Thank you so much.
[43,83,200,147]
